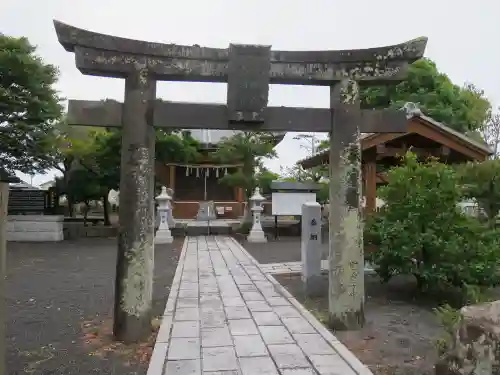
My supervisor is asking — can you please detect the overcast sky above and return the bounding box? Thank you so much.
[2,0,499,186]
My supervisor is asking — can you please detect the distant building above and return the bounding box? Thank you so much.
[9,181,39,190]
[38,180,55,191]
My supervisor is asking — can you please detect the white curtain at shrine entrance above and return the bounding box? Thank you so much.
[178,164,238,201]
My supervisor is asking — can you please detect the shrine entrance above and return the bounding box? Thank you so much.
[54,19,426,341]
[158,162,244,219]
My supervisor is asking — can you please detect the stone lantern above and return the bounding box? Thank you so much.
[166,187,176,227]
[155,186,173,244]
[247,187,267,243]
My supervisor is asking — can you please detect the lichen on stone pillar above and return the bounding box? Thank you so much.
[113,68,157,343]
[328,78,365,330]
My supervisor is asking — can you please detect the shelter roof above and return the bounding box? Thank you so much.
[299,102,493,169]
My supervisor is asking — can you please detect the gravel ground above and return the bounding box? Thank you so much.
[7,237,183,375]
[275,273,444,375]
[244,239,444,374]
[242,237,327,264]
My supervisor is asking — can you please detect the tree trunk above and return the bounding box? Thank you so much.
[83,202,89,226]
[103,192,111,226]
[414,273,425,292]
[242,200,252,224]
[67,198,74,217]
[62,166,75,218]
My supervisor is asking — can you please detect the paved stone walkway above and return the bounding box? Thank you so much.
[259,261,374,276]
[148,236,372,375]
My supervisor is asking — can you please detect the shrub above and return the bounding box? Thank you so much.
[458,159,500,228]
[235,221,252,235]
[365,152,500,292]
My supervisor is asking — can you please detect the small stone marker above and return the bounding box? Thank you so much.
[301,201,322,297]
[155,186,173,244]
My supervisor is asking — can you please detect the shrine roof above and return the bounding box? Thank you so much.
[298,102,493,169]
[271,181,321,192]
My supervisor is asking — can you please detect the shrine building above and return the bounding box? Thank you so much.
[155,129,285,219]
[298,104,493,214]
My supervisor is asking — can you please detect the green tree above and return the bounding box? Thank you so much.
[362,59,492,133]
[281,163,327,183]
[255,168,279,195]
[155,130,201,164]
[292,134,324,156]
[316,182,329,204]
[84,130,122,225]
[317,138,329,153]
[279,164,329,203]
[213,132,277,198]
[0,34,63,174]
[61,167,102,223]
[459,159,500,228]
[62,128,202,224]
[212,132,277,220]
[480,109,500,157]
[52,120,106,216]
[365,152,500,292]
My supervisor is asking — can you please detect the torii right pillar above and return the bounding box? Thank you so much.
[328,79,366,330]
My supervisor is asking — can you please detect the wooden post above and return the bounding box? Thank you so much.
[237,187,244,203]
[237,187,245,217]
[0,171,18,375]
[169,165,176,192]
[364,150,377,214]
[328,79,365,330]
[113,69,157,343]
[0,182,7,375]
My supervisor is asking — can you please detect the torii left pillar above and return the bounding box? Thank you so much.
[0,170,20,375]
[113,70,156,343]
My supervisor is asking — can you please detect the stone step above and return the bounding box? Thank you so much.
[185,222,231,236]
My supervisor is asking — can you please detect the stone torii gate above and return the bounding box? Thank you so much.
[53,20,426,341]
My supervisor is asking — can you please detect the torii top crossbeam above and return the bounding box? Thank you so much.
[54,20,427,85]
[54,20,427,132]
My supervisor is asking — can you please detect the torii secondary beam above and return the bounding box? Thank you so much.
[67,99,410,133]
[54,20,427,85]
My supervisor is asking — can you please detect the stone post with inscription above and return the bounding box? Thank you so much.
[113,70,157,343]
[328,79,365,330]
[301,202,323,297]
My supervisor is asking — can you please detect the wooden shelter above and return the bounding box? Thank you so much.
[299,104,493,214]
